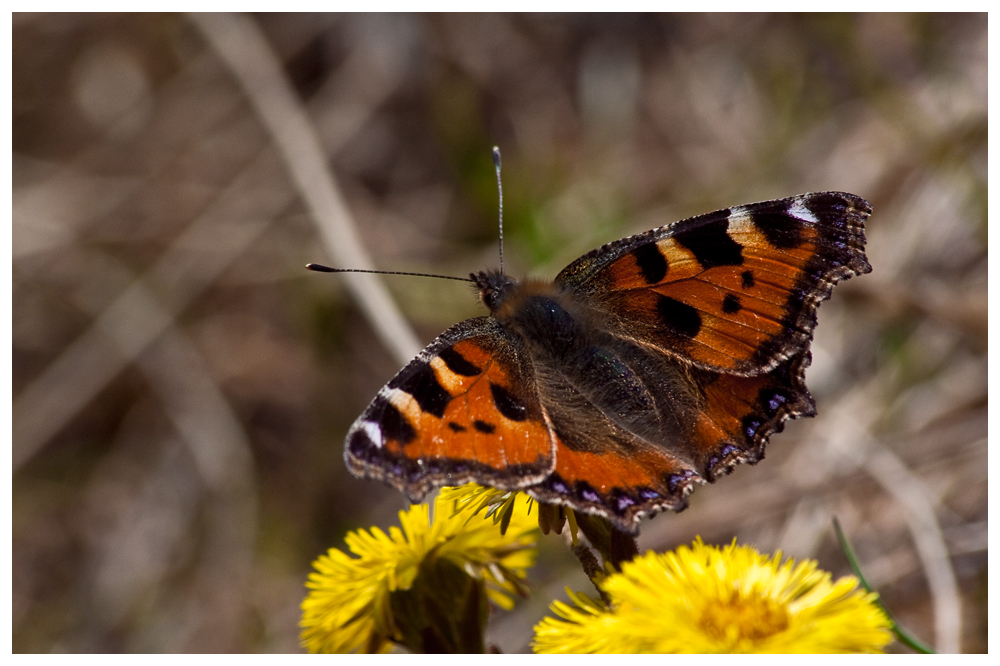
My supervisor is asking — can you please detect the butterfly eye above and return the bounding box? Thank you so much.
[472,270,515,312]
[480,287,498,310]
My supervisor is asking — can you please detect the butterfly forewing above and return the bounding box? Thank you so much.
[555,192,872,376]
[344,317,555,501]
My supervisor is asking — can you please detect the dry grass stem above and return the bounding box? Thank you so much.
[190,12,421,366]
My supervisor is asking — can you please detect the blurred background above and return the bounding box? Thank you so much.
[12,13,986,653]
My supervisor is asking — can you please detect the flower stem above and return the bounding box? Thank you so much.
[833,518,935,654]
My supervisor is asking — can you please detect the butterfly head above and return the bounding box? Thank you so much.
[472,269,518,313]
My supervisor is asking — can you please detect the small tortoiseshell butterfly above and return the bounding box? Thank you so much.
[342,190,871,535]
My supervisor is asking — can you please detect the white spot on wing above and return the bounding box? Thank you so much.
[361,421,383,448]
[788,199,819,224]
[725,205,753,231]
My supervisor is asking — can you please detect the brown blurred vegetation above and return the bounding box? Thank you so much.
[12,13,986,653]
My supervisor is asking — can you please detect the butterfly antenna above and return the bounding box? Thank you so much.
[493,146,504,275]
[305,264,473,283]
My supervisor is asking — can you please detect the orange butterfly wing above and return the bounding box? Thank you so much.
[530,443,698,527]
[556,192,872,375]
[345,317,555,501]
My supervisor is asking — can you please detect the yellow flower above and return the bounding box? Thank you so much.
[440,484,580,545]
[533,538,893,654]
[301,484,538,653]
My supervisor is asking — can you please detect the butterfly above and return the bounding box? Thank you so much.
[343,191,871,535]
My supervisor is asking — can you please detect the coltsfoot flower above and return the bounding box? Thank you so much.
[533,538,893,654]
[301,484,538,653]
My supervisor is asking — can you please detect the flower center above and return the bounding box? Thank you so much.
[698,595,790,643]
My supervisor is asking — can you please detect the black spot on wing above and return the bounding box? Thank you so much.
[741,270,755,289]
[673,217,743,269]
[722,293,742,314]
[490,383,528,422]
[752,204,805,249]
[656,294,702,338]
[394,364,451,418]
[376,397,417,445]
[473,420,496,434]
[447,422,466,433]
[632,243,668,284]
[438,347,481,376]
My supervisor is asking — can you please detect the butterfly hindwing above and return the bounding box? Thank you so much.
[556,192,872,376]
[523,341,701,533]
[521,338,816,534]
[688,352,815,482]
[345,317,555,502]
